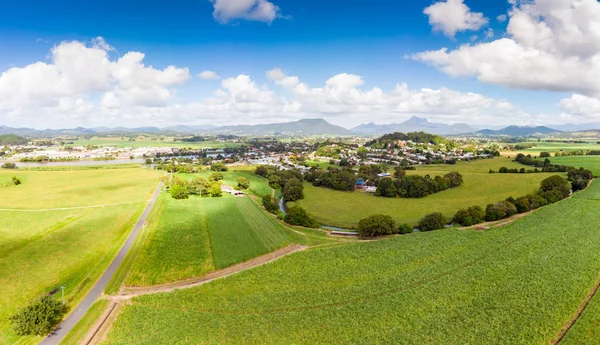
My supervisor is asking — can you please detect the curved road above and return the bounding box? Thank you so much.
[39,183,163,345]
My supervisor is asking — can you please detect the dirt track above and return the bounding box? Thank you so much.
[112,244,307,300]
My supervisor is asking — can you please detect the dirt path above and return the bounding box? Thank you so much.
[113,244,306,299]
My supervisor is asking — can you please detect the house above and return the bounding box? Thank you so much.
[377,173,392,178]
[356,178,366,189]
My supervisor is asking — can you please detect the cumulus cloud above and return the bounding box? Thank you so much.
[497,14,507,23]
[559,94,600,118]
[413,0,600,96]
[198,70,221,80]
[210,0,283,24]
[424,0,488,38]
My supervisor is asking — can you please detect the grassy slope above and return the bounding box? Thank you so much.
[0,168,158,344]
[103,181,600,345]
[292,158,555,228]
[125,195,291,287]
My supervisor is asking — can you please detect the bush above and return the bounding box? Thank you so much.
[10,296,66,336]
[397,223,414,234]
[11,176,21,186]
[513,196,531,213]
[539,175,571,199]
[1,162,17,169]
[418,213,447,231]
[209,182,222,197]
[527,194,548,209]
[210,162,228,172]
[170,184,189,199]
[283,178,304,202]
[236,177,250,190]
[485,201,518,221]
[262,195,280,214]
[539,152,551,158]
[284,207,319,228]
[209,172,224,182]
[358,214,397,237]
[572,179,588,192]
[452,206,485,226]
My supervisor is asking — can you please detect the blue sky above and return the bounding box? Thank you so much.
[0,0,598,129]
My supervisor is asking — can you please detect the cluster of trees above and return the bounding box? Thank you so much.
[357,214,413,237]
[305,167,357,191]
[452,175,575,227]
[568,167,594,192]
[1,162,17,169]
[512,154,570,173]
[376,172,463,199]
[256,165,304,202]
[365,131,444,148]
[10,296,66,336]
[261,195,280,215]
[162,176,223,200]
[283,207,320,228]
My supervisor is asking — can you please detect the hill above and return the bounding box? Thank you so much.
[0,134,27,145]
[476,125,560,136]
[351,116,475,135]
[204,118,351,136]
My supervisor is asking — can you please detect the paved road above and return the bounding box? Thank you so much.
[39,183,163,345]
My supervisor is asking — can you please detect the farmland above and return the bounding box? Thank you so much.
[102,180,600,345]
[0,167,158,344]
[71,138,240,149]
[501,141,600,157]
[125,194,291,287]
[291,158,556,228]
[545,155,600,176]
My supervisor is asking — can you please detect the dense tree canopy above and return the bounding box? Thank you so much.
[358,214,396,237]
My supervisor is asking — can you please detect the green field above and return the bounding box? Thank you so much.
[501,141,600,157]
[185,167,276,197]
[543,155,600,176]
[71,138,240,149]
[125,195,291,287]
[102,181,600,344]
[0,168,158,344]
[291,158,555,228]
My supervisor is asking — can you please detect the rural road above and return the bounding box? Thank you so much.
[39,183,163,345]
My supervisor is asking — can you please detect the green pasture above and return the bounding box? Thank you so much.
[0,167,158,344]
[501,141,600,157]
[103,181,600,344]
[125,194,291,287]
[71,138,239,149]
[544,155,600,176]
[291,158,555,228]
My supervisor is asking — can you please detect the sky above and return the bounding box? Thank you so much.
[1,0,600,129]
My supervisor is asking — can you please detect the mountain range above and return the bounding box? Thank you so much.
[351,116,475,135]
[475,126,560,137]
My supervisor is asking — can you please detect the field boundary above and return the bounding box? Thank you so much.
[113,244,307,299]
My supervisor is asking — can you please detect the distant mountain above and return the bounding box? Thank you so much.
[351,116,475,135]
[547,122,600,132]
[476,125,560,137]
[204,118,352,136]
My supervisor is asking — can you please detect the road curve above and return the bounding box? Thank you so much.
[39,183,163,345]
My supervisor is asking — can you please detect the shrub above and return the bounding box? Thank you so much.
[10,296,66,336]
[418,213,447,231]
[527,194,548,209]
[398,223,414,234]
[539,152,551,158]
[236,177,250,190]
[284,207,319,228]
[262,195,280,214]
[539,189,563,204]
[514,196,531,213]
[572,179,588,192]
[170,184,189,199]
[11,176,21,186]
[485,201,518,221]
[210,162,228,172]
[209,182,222,197]
[452,206,485,226]
[283,178,304,202]
[539,175,571,199]
[209,172,224,182]
[358,214,397,237]
[1,162,17,169]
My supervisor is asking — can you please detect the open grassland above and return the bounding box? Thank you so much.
[103,181,600,345]
[501,141,600,157]
[0,168,159,209]
[292,158,555,228]
[543,155,600,176]
[71,138,240,149]
[125,195,291,287]
[0,167,158,344]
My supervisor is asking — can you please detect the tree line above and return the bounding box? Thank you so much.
[376,172,463,198]
[365,131,444,148]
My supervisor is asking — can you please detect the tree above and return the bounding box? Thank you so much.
[376,178,397,198]
[539,152,551,158]
[2,162,17,169]
[514,196,531,213]
[357,146,368,159]
[210,182,222,197]
[188,177,208,196]
[262,195,280,214]
[10,296,66,336]
[284,207,319,228]
[358,214,397,237]
[11,176,21,186]
[283,178,304,202]
[397,223,414,235]
[485,201,518,221]
[209,172,224,182]
[170,183,189,199]
[210,162,228,172]
[539,175,570,199]
[418,213,447,231]
[145,158,152,165]
[236,177,250,190]
[393,167,406,178]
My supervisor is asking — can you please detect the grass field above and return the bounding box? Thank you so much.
[0,168,158,344]
[291,158,555,228]
[71,138,240,149]
[125,194,291,287]
[501,141,600,157]
[102,181,600,345]
[542,155,600,176]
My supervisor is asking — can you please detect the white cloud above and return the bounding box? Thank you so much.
[485,28,494,38]
[558,94,600,118]
[423,0,488,38]
[198,70,221,80]
[497,14,507,23]
[210,0,283,24]
[413,0,600,96]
